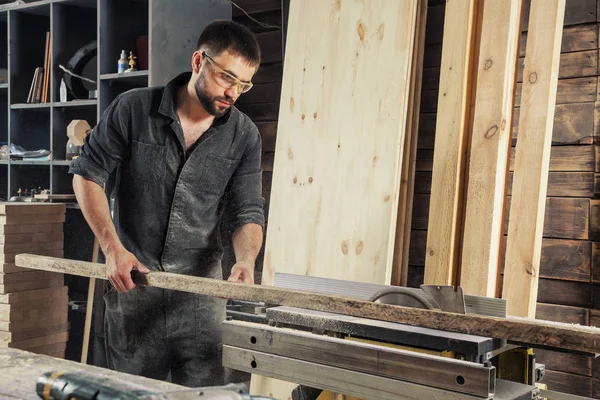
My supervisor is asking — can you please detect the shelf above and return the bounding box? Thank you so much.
[53,100,97,107]
[10,160,51,165]
[0,160,8,165]
[11,103,52,109]
[100,70,148,85]
[52,160,72,166]
[0,83,7,89]
[11,100,96,109]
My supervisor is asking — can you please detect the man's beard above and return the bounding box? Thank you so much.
[194,73,233,117]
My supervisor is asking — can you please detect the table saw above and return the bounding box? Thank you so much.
[223,273,597,400]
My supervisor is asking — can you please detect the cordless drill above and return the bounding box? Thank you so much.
[36,371,278,400]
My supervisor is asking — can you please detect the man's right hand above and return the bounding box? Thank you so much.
[105,245,150,292]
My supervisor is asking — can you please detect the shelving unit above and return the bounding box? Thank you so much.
[0,0,230,201]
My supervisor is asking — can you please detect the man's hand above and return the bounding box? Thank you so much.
[228,260,255,284]
[105,245,150,292]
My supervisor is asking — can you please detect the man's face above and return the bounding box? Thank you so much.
[193,49,257,117]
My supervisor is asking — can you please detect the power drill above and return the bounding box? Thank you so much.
[36,371,278,400]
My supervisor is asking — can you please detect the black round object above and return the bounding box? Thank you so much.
[64,40,97,100]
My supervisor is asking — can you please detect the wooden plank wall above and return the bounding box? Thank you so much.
[230,0,599,396]
[411,0,600,396]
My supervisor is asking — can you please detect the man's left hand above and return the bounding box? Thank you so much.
[228,261,255,284]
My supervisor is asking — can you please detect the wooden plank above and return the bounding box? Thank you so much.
[504,197,589,240]
[534,348,591,376]
[255,31,283,64]
[0,223,63,235]
[537,279,592,308]
[517,50,597,82]
[261,152,274,172]
[254,0,420,394]
[515,77,598,106]
[513,102,595,145]
[257,122,277,153]
[424,77,598,113]
[0,275,64,294]
[511,171,593,197]
[542,370,593,398]
[260,0,418,286]
[459,0,524,297]
[409,236,592,282]
[0,322,69,343]
[536,303,589,325]
[392,0,427,286]
[537,239,591,282]
[520,23,598,56]
[522,0,596,29]
[423,0,477,287]
[0,231,64,245]
[13,253,600,355]
[0,214,65,225]
[590,200,600,242]
[538,351,593,379]
[252,62,283,84]
[502,0,565,317]
[0,241,63,253]
[592,242,600,282]
[236,82,282,105]
[0,285,68,304]
[0,203,66,215]
[236,102,279,122]
[509,145,595,172]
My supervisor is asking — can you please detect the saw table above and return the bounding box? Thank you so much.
[222,273,597,400]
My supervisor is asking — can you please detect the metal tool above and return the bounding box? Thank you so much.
[222,273,597,400]
[36,371,277,400]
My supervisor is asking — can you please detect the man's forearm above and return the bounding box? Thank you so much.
[232,223,263,266]
[73,174,123,256]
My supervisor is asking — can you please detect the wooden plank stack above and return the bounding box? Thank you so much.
[0,202,68,358]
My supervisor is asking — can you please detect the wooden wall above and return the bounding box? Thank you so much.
[410,0,600,397]
[230,0,599,396]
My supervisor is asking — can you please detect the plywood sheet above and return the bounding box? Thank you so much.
[261,0,418,287]
[253,0,418,395]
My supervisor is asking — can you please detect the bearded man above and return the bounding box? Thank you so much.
[69,20,264,387]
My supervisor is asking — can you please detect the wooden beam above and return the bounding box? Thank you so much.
[13,254,600,355]
[392,0,428,287]
[459,0,524,297]
[423,0,478,287]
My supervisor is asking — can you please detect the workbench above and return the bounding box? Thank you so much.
[0,347,183,399]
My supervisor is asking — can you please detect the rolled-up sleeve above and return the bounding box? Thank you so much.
[225,125,266,232]
[69,93,130,187]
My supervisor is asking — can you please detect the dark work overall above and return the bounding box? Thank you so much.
[69,72,265,387]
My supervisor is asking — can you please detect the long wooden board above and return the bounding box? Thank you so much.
[14,254,600,355]
[260,0,418,286]
[459,0,525,297]
[392,0,428,287]
[424,0,478,287]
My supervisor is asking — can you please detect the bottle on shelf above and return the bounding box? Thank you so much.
[118,50,128,73]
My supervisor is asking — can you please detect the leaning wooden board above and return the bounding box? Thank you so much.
[14,254,600,355]
[260,0,418,287]
[258,0,419,396]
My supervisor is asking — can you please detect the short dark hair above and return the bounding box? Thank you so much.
[196,20,261,67]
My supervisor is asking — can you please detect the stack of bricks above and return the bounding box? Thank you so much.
[0,202,68,358]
